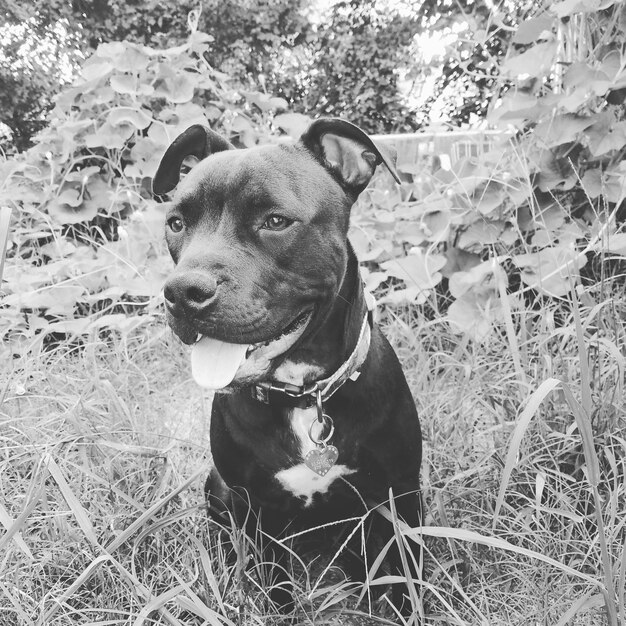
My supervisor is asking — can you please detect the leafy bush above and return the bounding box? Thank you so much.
[2,0,626,356]
[351,0,626,339]
[0,29,308,356]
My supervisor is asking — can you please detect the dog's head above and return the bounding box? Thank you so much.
[154,118,398,389]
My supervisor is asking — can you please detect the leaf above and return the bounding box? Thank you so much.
[530,202,566,231]
[581,169,602,198]
[108,108,152,130]
[513,14,555,44]
[348,228,387,262]
[588,121,626,157]
[532,148,577,192]
[514,245,587,296]
[471,182,506,215]
[441,247,481,278]
[448,259,506,299]
[379,285,425,306]
[534,114,594,148]
[447,291,501,342]
[602,166,626,203]
[80,60,113,82]
[56,187,82,207]
[501,42,557,78]
[115,45,151,73]
[160,73,196,104]
[490,92,542,123]
[110,73,138,95]
[551,0,618,17]
[4,285,85,315]
[84,122,135,150]
[563,63,612,95]
[596,232,626,254]
[458,220,506,248]
[380,250,446,291]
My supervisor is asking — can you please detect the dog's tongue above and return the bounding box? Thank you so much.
[191,337,249,389]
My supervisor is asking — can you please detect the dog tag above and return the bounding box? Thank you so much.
[305,445,338,476]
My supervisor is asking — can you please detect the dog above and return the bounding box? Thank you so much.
[153,118,423,618]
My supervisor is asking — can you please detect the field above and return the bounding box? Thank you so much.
[2,230,624,625]
[2,5,626,622]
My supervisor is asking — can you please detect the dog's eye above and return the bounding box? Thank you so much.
[167,216,184,233]
[262,214,294,231]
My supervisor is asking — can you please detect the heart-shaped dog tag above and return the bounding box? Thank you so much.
[304,445,339,476]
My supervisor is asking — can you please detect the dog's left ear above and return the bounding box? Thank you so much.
[152,125,235,195]
[299,118,400,192]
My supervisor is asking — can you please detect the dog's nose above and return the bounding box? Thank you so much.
[164,272,219,317]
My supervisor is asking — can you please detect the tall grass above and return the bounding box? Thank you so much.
[1,251,625,625]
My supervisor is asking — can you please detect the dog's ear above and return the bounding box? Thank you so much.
[152,125,235,195]
[299,118,400,192]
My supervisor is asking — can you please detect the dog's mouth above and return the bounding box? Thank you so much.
[190,310,313,389]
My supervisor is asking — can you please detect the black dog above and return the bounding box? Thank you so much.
[153,118,423,618]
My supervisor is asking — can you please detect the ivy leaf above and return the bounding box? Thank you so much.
[588,121,626,157]
[534,114,594,148]
[81,60,113,82]
[458,220,507,249]
[158,73,196,104]
[447,291,503,342]
[108,108,152,130]
[471,181,506,215]
[56,188,82,207]
[4,285,86,316]
[551,0,618,18]
[115,45,151,73]
[110,74,138,95]
[513,14,555,44]
[349,228,388,262]
[596,232,626,254]
[449,259,506,298]
[581,169,602,198]
[530,202,566,231]
[490,92,542,124]
[514,245,587,296]
[97,42,150,72]
[532,148,577,192]
[441,247,482,278]
[380,250,446,291]
[602,165,626,204]
[501,42,557,78]
[563,63,612,96]
[84,122,134,150]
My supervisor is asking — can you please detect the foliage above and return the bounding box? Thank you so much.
[1,0,525,152]
[3,0,626,353]
[0,31,300,355]
[0,0,307,150]
[280,0,420,133]
[350,0,626,341]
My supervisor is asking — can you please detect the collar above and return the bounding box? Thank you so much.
[251,309,372,408]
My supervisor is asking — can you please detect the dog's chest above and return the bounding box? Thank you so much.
[275,407,354,507]
[272,361,355,507]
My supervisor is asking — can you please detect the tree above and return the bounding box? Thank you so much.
[279,0,420,134]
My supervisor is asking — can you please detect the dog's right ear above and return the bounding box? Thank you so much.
[152,125,235,195]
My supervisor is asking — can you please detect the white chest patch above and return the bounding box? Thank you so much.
[272,360,325,386]
[275,406,355,507]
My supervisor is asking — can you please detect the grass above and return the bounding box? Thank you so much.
[1,256,625,625]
